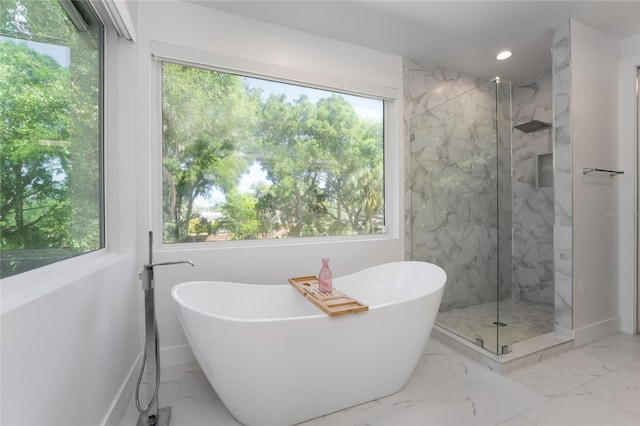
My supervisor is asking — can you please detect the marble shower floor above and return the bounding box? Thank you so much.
[118,332,640,426]
[436,299,555,352]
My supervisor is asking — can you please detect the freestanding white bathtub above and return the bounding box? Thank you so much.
[171,261,446,426]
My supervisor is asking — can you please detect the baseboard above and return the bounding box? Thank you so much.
[573,316,621,347]
[101,353,142,426]
[160,344,196,368]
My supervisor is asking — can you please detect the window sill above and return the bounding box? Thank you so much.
[1,250,134,315]
[158,232,397,252]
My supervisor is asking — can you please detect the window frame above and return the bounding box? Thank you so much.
[0,0,142,313]
[150,42,400,250]
[0,0,107,279]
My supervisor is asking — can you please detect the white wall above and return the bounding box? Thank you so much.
[134,1,405,364]
[570,20,623,344]
[0,27,140,425]
[1,255,138,425]
[617,34,640,334]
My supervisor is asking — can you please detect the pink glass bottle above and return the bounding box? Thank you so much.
[318,258,333,293]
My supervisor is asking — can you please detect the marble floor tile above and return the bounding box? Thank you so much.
[178,370,219,401]
[438,354,498,383]
[627,359,640,372]
[422,335,462,360]
[297,399,400,426]
[119,333,640,426]
[588,333,640,359]
[384,354,474,401]
[497,415,537,426]
[573,366,640,414]
[170,399,240,426]
[157,381,182,409]
[357,397,477,426]
[507,355,600,397]
[556,342,639,376]
[521,393,639,426]
[436,376,549,425]
[120,363,227,426]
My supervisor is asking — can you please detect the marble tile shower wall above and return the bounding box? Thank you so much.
[405,23,573,332]
[497,80,513,308]
[403,59,484,260]
[404,60,511,311]
[490,85,513,349]
[551,22,573,335]
[512,72,555,307]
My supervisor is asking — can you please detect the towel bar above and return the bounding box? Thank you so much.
[582,168,624,177]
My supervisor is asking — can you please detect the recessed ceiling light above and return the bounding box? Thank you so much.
[496,50,512,61]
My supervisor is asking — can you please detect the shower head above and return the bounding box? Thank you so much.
[514,120,552,134]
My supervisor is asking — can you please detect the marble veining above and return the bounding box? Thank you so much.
[405,28,574,347]
[118,333,640,426]
[551,21,573,334]
[511,72,555,307]
[409,78,511,314]
[436,299,555,350]
[497,79,513,308]
[403,59,485,260]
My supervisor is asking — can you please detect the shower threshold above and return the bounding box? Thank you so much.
[431,325,574,374]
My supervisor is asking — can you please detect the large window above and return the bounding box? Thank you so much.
[161,61,385,244]
[0,0,104,278]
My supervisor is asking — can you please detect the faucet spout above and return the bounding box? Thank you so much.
[154,260,195,268]
[139,260,195,291]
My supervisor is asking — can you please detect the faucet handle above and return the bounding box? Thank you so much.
[139,261,194,291]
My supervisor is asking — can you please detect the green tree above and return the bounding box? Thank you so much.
[1,0,72,44]
[333,116,384,233]
[162,62,260,242]
[256,94,330,237]
[161,64,384,243]
[0,41,72,250]
[216,190,259,240]
[252,181,280,238]
[311,95,357,233]
[308,95,383,234]
[1,0,103,277]
[65,18,102,251]
[358,166,383,232]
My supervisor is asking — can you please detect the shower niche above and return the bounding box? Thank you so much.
[537,152,553,188]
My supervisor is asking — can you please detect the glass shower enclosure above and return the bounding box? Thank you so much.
[410,78,512,355]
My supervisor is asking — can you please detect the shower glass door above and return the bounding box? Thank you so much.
[496,78,513,354]
[410,78,512,355]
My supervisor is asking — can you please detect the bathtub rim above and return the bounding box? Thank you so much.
[173,281,330,323]
[171,260,446,324]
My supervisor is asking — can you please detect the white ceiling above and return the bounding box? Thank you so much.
[189,0,640,83]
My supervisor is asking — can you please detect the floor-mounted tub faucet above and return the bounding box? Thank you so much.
[136,231,194,426]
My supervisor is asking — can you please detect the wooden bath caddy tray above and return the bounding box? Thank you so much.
[288,276,369,317]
